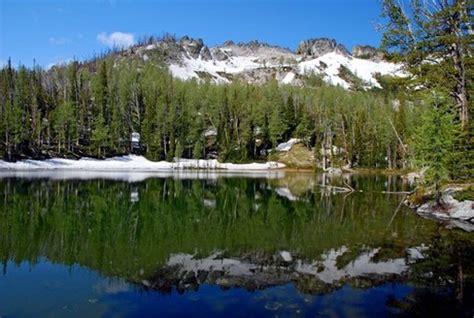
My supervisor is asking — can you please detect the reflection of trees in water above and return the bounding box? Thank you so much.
[0,176,451,287]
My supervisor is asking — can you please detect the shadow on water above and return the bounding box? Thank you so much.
[0,172,472,317]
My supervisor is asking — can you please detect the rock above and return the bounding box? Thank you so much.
[155,38,185,61]
[418,194,474,221]
[197,269,208,283]
[416,194,474,231]
[222,40,235,47]
[211,48,229,61]
[180,36,204,59]
[280,251,293,262]
[449,199,474,221]
[296,38,349,57]
[216,40,294,62]
[352,45,384,60]
[200,46,212,61]
[448,220,474,232]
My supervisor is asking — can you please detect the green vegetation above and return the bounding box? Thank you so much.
[380,0,473,184]
[453,185,474,201]
[269,143,315,169]
[412,95,456,189]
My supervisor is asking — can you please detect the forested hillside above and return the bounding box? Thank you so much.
[0,58,418,167]
[0,0,472,182]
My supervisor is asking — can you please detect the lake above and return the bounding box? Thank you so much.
[0,171,473,317]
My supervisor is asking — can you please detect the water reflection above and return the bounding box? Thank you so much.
[0,173,472,316]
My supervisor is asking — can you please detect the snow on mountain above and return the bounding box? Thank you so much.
[298,52,404,89]
[130,36,405,89]
[168,55,261,83]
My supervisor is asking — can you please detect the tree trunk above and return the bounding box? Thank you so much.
[451,1,469,128]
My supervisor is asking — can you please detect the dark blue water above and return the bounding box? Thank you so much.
[0,260,415,318]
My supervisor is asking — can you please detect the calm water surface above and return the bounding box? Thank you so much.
[0,171,473,317]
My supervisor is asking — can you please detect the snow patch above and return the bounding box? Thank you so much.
[298,52,405,89]
[167,48,405,89]
[0,155,286,172]
[169,54,260,83]
[276,138,301,152]
[281,72,296,84]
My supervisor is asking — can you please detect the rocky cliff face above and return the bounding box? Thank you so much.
[296,38,349,57]
[179,36,204,59]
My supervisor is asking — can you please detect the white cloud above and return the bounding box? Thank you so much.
[97,32,135,48]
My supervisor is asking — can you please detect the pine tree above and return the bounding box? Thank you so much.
[91,61,110,157]
[91,114,109,158]
[381,0,472,127]
[174,140,183,159]
[450,120,474,180]
[412,95,456,190]
[269,107,286,149]
[53,101,74,153]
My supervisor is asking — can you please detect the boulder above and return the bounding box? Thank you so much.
[417,194,474,231]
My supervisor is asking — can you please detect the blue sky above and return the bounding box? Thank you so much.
[0,0,384,68]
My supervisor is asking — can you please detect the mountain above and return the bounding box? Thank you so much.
[115,36,404,89]
[51,35,404,90]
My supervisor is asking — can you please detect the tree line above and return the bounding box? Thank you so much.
[0,58,421,168]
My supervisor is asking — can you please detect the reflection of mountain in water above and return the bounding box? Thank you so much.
[139,246,426,294]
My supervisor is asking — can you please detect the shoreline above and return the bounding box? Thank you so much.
[0,155,286,172]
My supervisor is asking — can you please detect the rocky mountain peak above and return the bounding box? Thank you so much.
[222,40,235,46]
[216,40,294,59]
[179,36,204,59]
[296,38,349,57]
